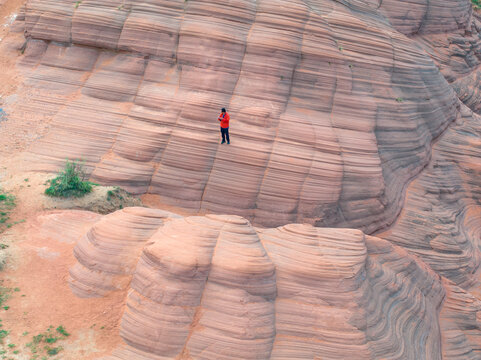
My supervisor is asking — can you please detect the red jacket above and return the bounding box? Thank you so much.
[218,112,230,128]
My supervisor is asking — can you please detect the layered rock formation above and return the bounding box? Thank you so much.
[373,0,481,116]
[52,208,478,359]
[14,0,465,231]
[65,209,439,359]
[377,103,481,352]
[5,0,481,358]
[375,0,472,35]
[69,207,180,297]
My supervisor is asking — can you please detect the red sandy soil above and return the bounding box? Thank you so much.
[1,212,125,359]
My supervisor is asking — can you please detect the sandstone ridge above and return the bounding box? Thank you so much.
[15,0,471,231]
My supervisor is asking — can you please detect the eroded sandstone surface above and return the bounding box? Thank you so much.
[12,0,475,231]
[2,0,481,359]
[52,207,476,359]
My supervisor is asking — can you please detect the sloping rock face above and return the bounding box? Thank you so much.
[17,0,464,231]
[374,0,481,115]
[69,207,181,297]
[380,105,481,290]
[377,102,481,358]
[375,0,471,35]
[66,209,454,360]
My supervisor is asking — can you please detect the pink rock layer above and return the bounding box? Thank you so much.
[59,208,481,359]
[13,0,467,232]
[377,103,481,354]
[69,207,180,297]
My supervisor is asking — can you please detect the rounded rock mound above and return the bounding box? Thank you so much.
[59,207,478,360]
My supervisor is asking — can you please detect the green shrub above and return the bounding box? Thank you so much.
[45,160,94,198]
[0,193,14,207]
[0,329,8,344]
[473,0,481,9]
[45,336,58,343]
[56,326,69,337]
[45,346,62,355]
[0,287,12,307]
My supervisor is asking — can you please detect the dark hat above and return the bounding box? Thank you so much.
[221,107,226,112]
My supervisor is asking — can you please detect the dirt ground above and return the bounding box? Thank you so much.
[0,210,126,360]
[0,149,132,355]
[0,162,144,359]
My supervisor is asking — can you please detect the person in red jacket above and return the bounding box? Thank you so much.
[218,107,230,144]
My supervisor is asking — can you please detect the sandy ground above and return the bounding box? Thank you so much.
[0,165,137,358]
[1,211,126,360]
[0,164,143,359]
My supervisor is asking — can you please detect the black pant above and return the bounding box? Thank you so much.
[221,127,230,143]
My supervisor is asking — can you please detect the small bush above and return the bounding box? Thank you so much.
[473,0,481,9]
[0,329,8,344]
[45,336,58,343]
[56,326,69,337]
[27,326,69,357]
[0,287,12,307]
[0,193,14,207]
[45,160,94,198]
[32,333,44,344]
[45,346,62,355]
